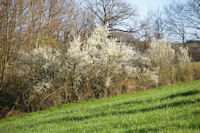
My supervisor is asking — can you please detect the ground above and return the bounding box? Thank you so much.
[0,80,200,133]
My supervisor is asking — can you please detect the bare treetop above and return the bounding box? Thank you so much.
[85,0,137,31]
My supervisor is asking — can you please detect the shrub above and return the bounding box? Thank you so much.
[148,36,176,67]
[1,26,157,117]
[17,47,68,110]
[1,26,197,118]
[175,47,193,82]
[192,62,200,80]
[65,26,158,100]
[147,36,193,85]
[0,46,68,118]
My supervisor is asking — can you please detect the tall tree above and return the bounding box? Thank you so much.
[164,2,187,45]
[153,9,164,40]
[184,0,200,39]
[0,0,27,85]
[85,0,137,32]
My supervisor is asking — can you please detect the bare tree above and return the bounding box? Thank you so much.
[0,0,27,85]
[85,0,137,32]
[134,10,155,47]
[0,0,88,84]
[152,9,164,40]
[133,9,164,50]
[184,0,200,39]
[164,2,187,45]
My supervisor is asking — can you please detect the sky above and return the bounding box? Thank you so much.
[127,0,187,18]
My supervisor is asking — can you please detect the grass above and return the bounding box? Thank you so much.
[0,81,200,133]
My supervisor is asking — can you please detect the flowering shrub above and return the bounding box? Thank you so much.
[148,35,176,67]
[18,47,64,91]
[177,47,191,65]
[0,26,197,118]
[147,35,192,85]
[9,47,68,111]
[66,26,158,99]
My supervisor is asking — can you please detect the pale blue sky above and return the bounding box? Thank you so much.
[127,0,187,18]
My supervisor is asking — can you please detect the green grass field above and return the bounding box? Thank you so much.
[0,81,200,133]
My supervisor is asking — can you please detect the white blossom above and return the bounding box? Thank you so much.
[177,46,191,65]
[148,35,176,67]
[67,26,159,87]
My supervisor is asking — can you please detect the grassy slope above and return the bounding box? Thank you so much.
[0,81,200,133]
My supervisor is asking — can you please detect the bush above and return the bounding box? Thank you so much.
[0,47,68,117]
[1,26,198,118]
[18,47,68,110]
[147,36,193,85]
[0,26,158,117]
[65,26,158,100]
[192,62,200,80]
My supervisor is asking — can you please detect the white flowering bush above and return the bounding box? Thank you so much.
[5,26,192,113]
[147,36,192,85]
[67,26,137,68]
[148,35,176,67]
[1,26,197,117]
[66,26,158,99]
[176,46,193,82]
[177,47,191,65]
[12,47,68,111]
[18,47,65,91]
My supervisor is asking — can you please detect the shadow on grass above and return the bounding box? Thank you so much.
[123,128,160,133]
[37,98,199,125]
[113,100,143,108]
[102,89,199,111]
[160,90,200,101]
[122,122,200,133]
[30,89,199,126]
[90,100,144,112]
